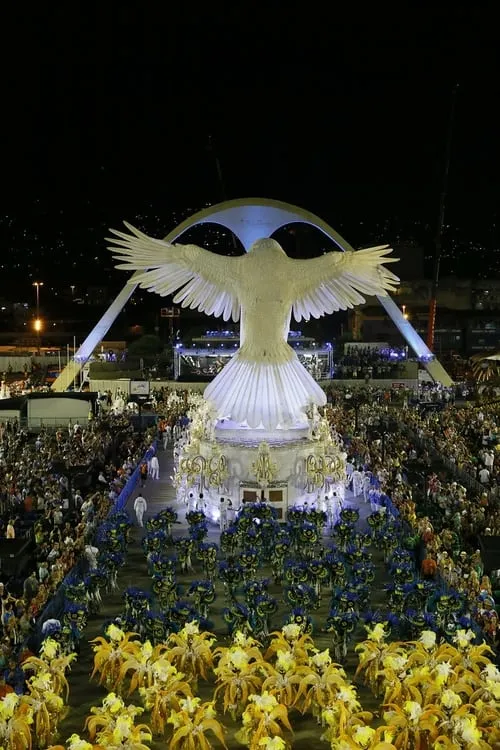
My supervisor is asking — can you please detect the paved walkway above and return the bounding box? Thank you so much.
[125,447,182,528]
[124,447,221,544]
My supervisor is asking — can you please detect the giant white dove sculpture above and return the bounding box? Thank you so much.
[109,224,399,429]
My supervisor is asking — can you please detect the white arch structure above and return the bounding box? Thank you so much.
[52,198,452,391]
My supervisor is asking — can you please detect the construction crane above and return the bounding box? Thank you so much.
[427,83,459,352]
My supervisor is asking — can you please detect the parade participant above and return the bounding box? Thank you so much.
[219,498,227,532]
[133,493,147,527]
[150,454,160,480]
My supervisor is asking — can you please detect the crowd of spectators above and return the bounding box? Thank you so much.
[402,401,500,494]
[324,395,500,643]
[0,413,153,693]
[2,376,500,688]
[333,345,409,380]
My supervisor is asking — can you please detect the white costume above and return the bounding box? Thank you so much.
[351,469,364,497]
[363,474,372,502]
[162,427,171,449]
[134,495,147,526]
[226,501,235,526]
[110,225,398,429]
[219,501,227,532]
[150,455,160,480]
[84,544,99,570]
[325,495,336,528]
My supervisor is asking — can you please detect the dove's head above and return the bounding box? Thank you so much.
[249,238,286,256]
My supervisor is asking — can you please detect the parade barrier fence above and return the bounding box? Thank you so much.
[113,443,156,513]
[28,441,157,650]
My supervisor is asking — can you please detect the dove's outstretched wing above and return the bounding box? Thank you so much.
[289,245,399,322]
[108,222,241,322]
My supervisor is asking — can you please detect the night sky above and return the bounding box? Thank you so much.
[1,4,498,291]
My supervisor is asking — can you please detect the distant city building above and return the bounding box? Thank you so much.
[354,278,500,355]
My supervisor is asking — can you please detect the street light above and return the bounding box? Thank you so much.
[33,281,43,317]
[33,318,43,355]
[33,281,44,354]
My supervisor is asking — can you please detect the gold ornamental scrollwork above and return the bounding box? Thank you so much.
[306,449,345,489]
[306,454,326,489]
[207,453,229,489]
[324,452,345,482]
[251,441,279,489]
[179,454,207,486]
